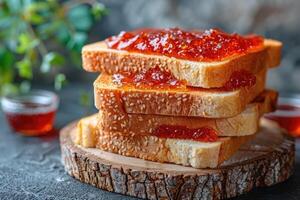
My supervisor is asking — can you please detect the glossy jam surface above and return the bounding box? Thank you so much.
[112,66,255,91]
[153,125,218,142]
[265,104,300,137]
[5,110,56,136]
[106,28,264,62]
[112,66,186,89]
[223,70,256,91]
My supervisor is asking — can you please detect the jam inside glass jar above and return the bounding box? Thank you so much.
[264,95,300,137]
[1,90,59,136]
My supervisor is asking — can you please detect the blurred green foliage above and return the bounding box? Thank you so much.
[0,0,107,96]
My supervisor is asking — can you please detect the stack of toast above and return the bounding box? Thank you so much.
[76,28,282,168]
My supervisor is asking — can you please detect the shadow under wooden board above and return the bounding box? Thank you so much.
[60,119,295,200]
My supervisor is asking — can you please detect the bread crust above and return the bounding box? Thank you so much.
[75,114,255,168]
[83,39,281,88]
[94,68,267,118]
[98,90,277,137]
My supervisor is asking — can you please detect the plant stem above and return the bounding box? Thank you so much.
[27,23,48,57]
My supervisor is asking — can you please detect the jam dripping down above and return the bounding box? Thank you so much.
[153,125,218,142]
[112,66,186,89]
[106,28,264,62]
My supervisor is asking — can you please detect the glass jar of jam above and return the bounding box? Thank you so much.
[264,94,300,137]
[1,90,59,136]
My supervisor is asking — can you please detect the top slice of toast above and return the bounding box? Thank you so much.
[82,39,281,88]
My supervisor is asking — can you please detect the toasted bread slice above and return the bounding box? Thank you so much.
[98,90,277,137]
[75,114,255,168]
[83,39,281,88]
[94,67,267,118]
[75,114,98,148]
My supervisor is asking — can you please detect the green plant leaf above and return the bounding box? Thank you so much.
[27,12,45,24]
[0,16,13,29]
[67,32,87,51]
[0,69,14,85]
[16,33,39,54]
[0,83,19,97]
[24,2,51,25]
[38,21,61,39]
[55,22,71,44]
[92,2,108,20]
[67,5,92,31]
[41,52,65,73]
[0,0,106,94]
[25,1,50,13]
[16,58,32,79]
[6,0,23,13]
[0,47,15,84]
[0,47,15,71]
[54,73,66,90]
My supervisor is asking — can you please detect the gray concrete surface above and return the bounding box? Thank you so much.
[0,84,299,200]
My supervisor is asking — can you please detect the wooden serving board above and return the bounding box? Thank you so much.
[60,119,295,200]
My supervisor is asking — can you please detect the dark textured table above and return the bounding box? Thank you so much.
[0,84,300,200]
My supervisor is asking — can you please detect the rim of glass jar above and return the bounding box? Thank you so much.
[0,90,59,114]
[265,93,300,117]
[278,94,300,107]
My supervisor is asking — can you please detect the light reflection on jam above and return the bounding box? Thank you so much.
[112,66,186,89]
[106,28,264,62]
[153,125,218,142]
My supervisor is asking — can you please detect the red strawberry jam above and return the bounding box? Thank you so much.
[223,70,256,91]
[112,66,186,89]
[153,125,218,142]
[112,66,256,91]
[106,28,264,62]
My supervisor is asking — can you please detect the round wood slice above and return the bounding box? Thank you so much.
[60,119,295,200]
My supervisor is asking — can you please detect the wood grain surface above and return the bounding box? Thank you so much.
[60,119,295,200]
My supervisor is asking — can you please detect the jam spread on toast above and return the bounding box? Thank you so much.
[112,66,256,90]
[106,28,264,62]
[153,125,218,142]
[112,66,186,89]
[223,70,256,91]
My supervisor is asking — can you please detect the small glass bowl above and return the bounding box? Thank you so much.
[264,93,300,137]
[1,90,59,136]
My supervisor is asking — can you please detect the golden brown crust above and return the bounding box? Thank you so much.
[82,39,281,88]
[94,68,267,118]
[217,134,256,164]
[75,114,255,168]
[75,114,98,147]
[98,90,277,137]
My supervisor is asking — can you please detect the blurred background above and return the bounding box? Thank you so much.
[2,1,300,198]
[1,0,300,104]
